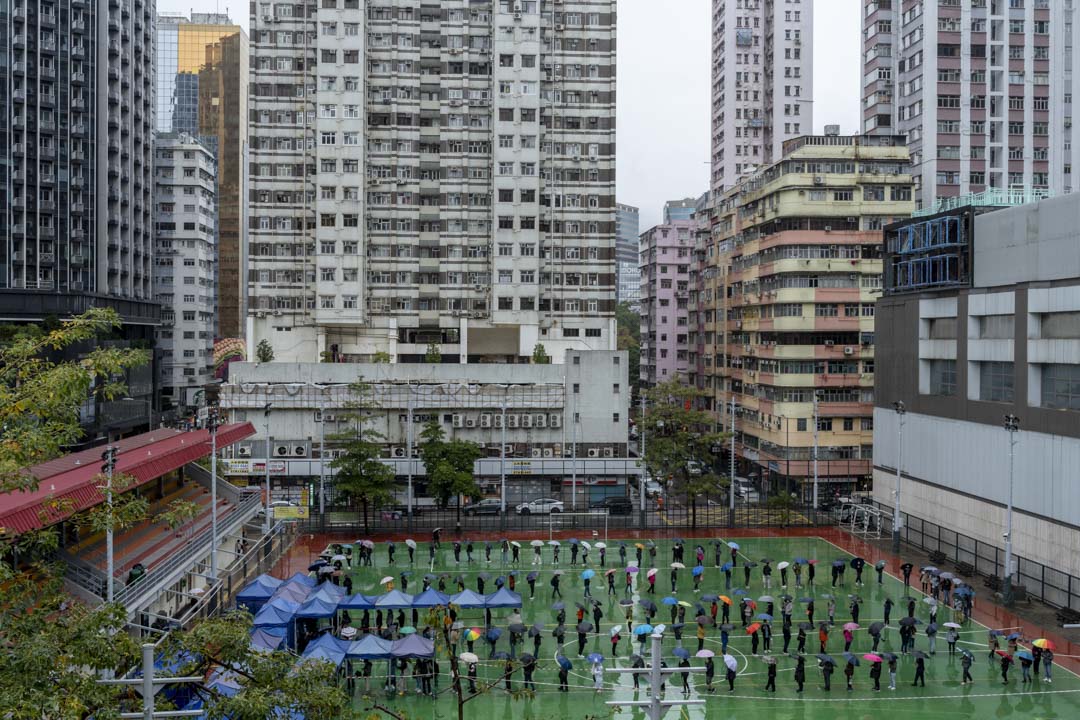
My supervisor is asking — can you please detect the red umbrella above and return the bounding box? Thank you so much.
[746,622,762,634]
[995,650,1012,659]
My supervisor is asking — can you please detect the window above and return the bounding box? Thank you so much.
[980,361,1014,403]
[797,418,807,432]
[816,418,833,432]
[613,413,620,423]
[1042,364,1080,410]
[928,360,956,396]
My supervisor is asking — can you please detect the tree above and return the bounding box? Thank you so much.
[531,343,551,364]
[155,498,201,539]
[424,342,441,363]
[330,378,395,534]
[639,381,727,529]
[615,302,641,397]
[767,492,796,527]
[419,418,483,523]
[0,308,147,494]
[164,613,348,720]
[255,339,275,363]
[372,350,392,363]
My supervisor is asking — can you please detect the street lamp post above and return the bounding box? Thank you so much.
[317,408,326,528]
[892,400,906,553]
[263,403,272,534]
[812,392,821,511]
[728,395,736,526]
[1003,413,1020,606]
[405,389,414,532]
[571,389,578,511]
[208,407,219,580]
[500,397,507,530]
[639,394,647,529]
[100,446,118,602]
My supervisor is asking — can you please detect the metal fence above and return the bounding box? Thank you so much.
[869,499,1080,613]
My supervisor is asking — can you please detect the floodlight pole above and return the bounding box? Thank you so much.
[605,631,706,720]
[892,400,906,553]
[263,403,272,533]
[406,388,414,532]
[812,391,820,511]
[500,397,507,530]
[208,407,219,580]
[1003,413,1019,606]
[639,394,647,529]
[728,395,736,526]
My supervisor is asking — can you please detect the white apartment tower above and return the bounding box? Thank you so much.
[247,0,617,363]
[153,133,218,409]
[711,0,814,194]
[862,0,1080,208]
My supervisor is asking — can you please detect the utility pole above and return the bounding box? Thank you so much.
[263,403,272,534]
[639,394,647,529]
[98,644,204,719]
[500,396,507,530]
[1003,413,1020,606]
[318,408,326,527]
[208,407,219,580]
[892,400,906,553]
[605,631,706,720]
[405,388,414,532]
[100,445,118,602]
[571,389,578,510]
[812,391,820,511]
[728,394,736,527]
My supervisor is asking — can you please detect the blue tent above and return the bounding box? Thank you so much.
[312,580,346,599]
[412,588,451,607]
[390,634,435,658]
[272,580,314,604]
[253,597,300,649]
[236,574,284,614]
[340,594,377,610]
[347,635,393,660]
[300,633,349,668]
[449,589,487,608]
[250,627,286,651]
[375,590,415,609]
[296,594,340,620]
[484,588,523,609]
[285,572,318,587]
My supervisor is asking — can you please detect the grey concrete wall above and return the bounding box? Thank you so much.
[975,194,1080,288]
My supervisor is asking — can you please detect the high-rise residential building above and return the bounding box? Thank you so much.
[156,13,249,339]
[153,133,218,409]
[616,203,639,307]
[663,197,697,223]
[246,1,617,364]
[686,191,712,394]
[710,0,813,194]
[639,219,694,387]
[705,133,913,501]
[1,0,159,441]
[874,193,1080,578]
[862,0,1077,209]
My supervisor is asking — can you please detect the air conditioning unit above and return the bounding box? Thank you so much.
[844,346,855,356]
[275,445,290,457]
[514,11,522,20]
[603,448,614,458]
[824,226,833,233]
[542,448,553,458]
[392,446,407,458]
[554,443,563,456]
[465,417,477,428]
[549,414,562,428]
[587,448,600,458]
[531,448,543,458]
[813,176,824,185]
[324,414,337,423]
[238,446,252,457]
[824,340,835,346]
[452,414,464,428]
[534,414,547,428]
[503,443,514,456]
[71,281,84,291]
[847,217,857,224]
[521,414,533,428]
[480,414,493,428]
[556,23,565,31]
[494,414,504,428]
[293,445,307,456]
[508,414,520,428]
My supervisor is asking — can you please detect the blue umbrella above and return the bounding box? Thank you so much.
[733,588,748,596]
[702,594,719,602]
[727,542,740,550]
[1007,632,1021,640]
[1017,650,1034,661]
[662,597,679,606]
[673,647,691,659]
[638,599,657,610]
[832,560,845,568]
[843,652,860,666]
[581,569,596,580]
[569,538,580,545]
[587,652,604,664]
[486,628,503,641]
[794,557,809,564]
[552,602,565,611]
[527,571,539,581]
[557,655,573,670]
[720,562,733,572]
[692,566,705,577]
[757,613,773,621]
[634,624,654,635]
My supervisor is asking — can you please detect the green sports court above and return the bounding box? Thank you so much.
[313,534,1080,719]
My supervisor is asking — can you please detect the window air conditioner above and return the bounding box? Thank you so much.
[293,445,307,456]
[274,445,290,457]
[549,414,562,428]
[531,448,543,458]
[587,448,600,458]
[392,446,407,458]
[508,414,519,428]
[238,446,252,457]
[534,414,547,428]
[844,347,855,356]
[480,414,493,427]
[465,417,477,428]
[452,414,464,428]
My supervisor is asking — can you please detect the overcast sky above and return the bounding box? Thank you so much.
[159,0,859,230]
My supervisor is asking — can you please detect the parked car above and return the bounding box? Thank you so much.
[257,500,296,518]
[589,496,634,515]
[463,499,504,516]
[515,498,565,515]
[687,460,704,476]
[644,480,664,498]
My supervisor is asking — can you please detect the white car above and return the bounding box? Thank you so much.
[257,500,296,518]
[515,498,565,515]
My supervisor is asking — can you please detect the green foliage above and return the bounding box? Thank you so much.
[255,339,275,363]
[78,472,150,538]
[331,379,396,533]
[640,381,728,527]
[165,613,349,720]
[419,418,483,520]
[531,343,551,364]
[615,302,640,395]
[424,342,442,363]
[0,307,147,495]
[767,492,796,525]
[154,498,201,535]
[372,350,392,364]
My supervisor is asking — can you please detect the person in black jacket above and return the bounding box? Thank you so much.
[704,656,715,692]
[794,656,806,692]
[820,660,833,691]
[869,660,882,691]
[726,664,737,692]
[765,661,777,692]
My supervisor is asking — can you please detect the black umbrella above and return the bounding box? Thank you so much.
[780,594,793,602]
[900,563,913,571]
[575,602,587,610]
[899,617,921,627]
[760,558,771,564]
[720,623,736,631]
[672,623,686,630]
[912,650,928,660]
[869,622,885,635]
[619,599,634,607]
[638,599,657,610]
[816,654,836,665]
[478,573,491,580]
[881,652,898,661]
[799,597,814,603]
[492,651,511,660]
[509,623,527,633]
[696,615,713,626]
[843,652,860,666]
[528,624,544,637]
[850,558,865,569]
[308,560,328,571]
[744,561,759,568]
[577,621,594,633]
[798,622,814,631]
[520,653,535,663]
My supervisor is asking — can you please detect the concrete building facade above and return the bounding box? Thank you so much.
[153,134,218,410]
[246,0,617,365]
[616,202,640,308]
[663,197,697,223]
[219,351,635,509]
[874,192,1080,576]
[639,220,694,387]
[711,0,814,194]
[156,13,249,339]
[705,133,914,500]
[862,0,1078,209]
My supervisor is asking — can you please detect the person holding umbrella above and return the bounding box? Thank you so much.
[793,561,803,589]
[960,650,973,685]
[883,597,893,626]
[779,562,789,588]
[693,566,704,593]
[876,560,886,584]
[901,562,913,586]
[850,598,861,625]
[606,569,617,596]
[576,622,590,657]
[819,624,829,654]
[842,625,854,652]
[630,653,645,690]
[806,599,815,625]
[570,542,579,566]
[869,657,882,691]
[453,541,462,564]
[1019,650,1033,684]
[679,655,692,694]
[552,543,561,564]
[913,653,927,687]
[1043,647,1054,683]
[696,621,707,652]
[521,654,537,691]
[557,657,570,692]
[704,655,716,692]
[593,603,604,635]
[827,597,836,625]
[797,624,808,654]
[987,630,1000,660]
[907,596,916,619]
[743,563,753,587]
[466,540,475,564]
[869,623,883,652]
[726,658,738,692]
[387,541,396,564]
[887,654,898,690]
[720,625,730,654]
[819,657,834,691]
[945,624,959,654]
[610,627,621,657]
[670,566,679,593]
[793,655,806,692]
[844,656,855,692]
[750,625,761,655]
[512,542,521,564]
[782,620,792,654]
[765,657,778,692]
[550,572,562,599]
[583,573,593,598]
[926,622,938,655]
[807,561,816,587]
[762,561,773,589]
[999,651,1012,684]
[853,557,865,586]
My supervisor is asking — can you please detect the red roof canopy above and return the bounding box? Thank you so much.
[0,422,255,536]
